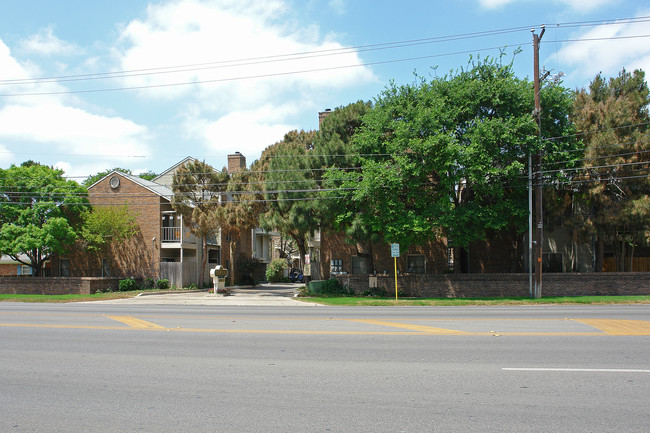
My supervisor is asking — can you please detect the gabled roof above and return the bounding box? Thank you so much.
[0,253,29,264]
[88,170,174,202]
[153,156,197,184]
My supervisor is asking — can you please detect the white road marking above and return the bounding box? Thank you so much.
[503,368,650,373]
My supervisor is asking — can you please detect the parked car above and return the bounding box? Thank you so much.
[289,268,304,283]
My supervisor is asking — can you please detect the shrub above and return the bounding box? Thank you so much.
[266,259,288,283]
[237,256,261,286]
[143,278,156,289]
[156,279,170,290]
[118,278,139,292]
[362,287,388,297]
[320,278,352,296]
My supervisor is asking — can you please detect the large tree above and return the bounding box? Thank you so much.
[83,168,157,187]
[171,160,228,287]
[214,166,265,284]
[572,68,650,271]
[330,57,576,270]
[313,101,381,273]
[0,162,87,276]
[260,130,318,267]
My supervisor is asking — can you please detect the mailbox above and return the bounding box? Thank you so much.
[210,265,229,294]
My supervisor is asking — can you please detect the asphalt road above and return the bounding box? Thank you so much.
[1,302,649,432]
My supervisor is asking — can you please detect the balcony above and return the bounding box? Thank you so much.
[161,226,182,243]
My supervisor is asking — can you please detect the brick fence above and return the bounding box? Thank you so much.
[334,273,650,297]
[0,277,120,295]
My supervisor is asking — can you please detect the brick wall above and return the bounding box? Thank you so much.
[0,264,18,276]
[319,231,448,279]
[0,277,120,295]
[334,273,650,297]
[70,173,161,279]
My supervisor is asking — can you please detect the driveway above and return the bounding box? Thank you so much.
[91,283,317,306]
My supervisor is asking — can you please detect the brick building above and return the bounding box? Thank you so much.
[63,154,260,287]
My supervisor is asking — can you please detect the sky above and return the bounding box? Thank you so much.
[1,0,649,180]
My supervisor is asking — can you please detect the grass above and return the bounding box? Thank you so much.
[297,295,650,306]
[0,287,203,303]
[2,291,649,305]
[0,292,137,303]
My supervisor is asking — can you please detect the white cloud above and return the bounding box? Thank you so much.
[0,144,13,166]
[555,0,612,12]
[0,103,151,159]
[19,26,82,57]
[0,37,152,175]
[556,14,650,86]
[478,0,517,8]
[0,39,72,101]
[185,103,301,165]
[479,0,611,11]
[114,0,375,102]
[110,0,376,169]
[328,0,346,15]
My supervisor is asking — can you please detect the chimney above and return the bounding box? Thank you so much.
[227,152,246,174]
[318,108,332,129]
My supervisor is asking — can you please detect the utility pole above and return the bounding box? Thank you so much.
[532,25,547,299]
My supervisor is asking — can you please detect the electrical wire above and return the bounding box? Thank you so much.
[2,16,648,87]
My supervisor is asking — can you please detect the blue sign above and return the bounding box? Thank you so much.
[391,243,400,258]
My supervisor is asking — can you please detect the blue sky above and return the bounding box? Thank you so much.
[1,0,649,179]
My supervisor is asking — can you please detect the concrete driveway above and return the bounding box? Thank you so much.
[92,283,317,306]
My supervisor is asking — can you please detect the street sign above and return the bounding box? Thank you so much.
[390,243,400,300]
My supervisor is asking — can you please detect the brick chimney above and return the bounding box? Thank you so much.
[227,152,246,174]
[318,108,332,129]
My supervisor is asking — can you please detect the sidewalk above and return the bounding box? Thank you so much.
[93,283,319,306]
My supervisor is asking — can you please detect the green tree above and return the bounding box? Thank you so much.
[0,162,87,276]
[331,57,577,271]
[572,68,650,271]
[83,168,157,187]
[314,101,381,273]
[260,130,318,267]
[83,168,132,187]
[215,166,264,284]
[80,206,139,252]
[137,170,157,181]
[171,160,228,287]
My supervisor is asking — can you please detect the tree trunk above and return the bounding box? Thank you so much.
[199,236,207,288]
[509,229,522,273]
[229,240,237,285]
[595,237,604,272]
[618,237,626,272]
[290,233,307,270]
[356,240,375,274]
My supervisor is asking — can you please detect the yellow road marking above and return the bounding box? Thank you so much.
[347,319,469,334]
[575,319,650,335]
[2,317,649,336]
[105,315,166,330]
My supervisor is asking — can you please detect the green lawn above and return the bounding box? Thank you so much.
[0,288,202,303]
[0,292,140,303]
[297,295,650,306]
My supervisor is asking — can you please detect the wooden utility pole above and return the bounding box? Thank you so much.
[532,25,546,299]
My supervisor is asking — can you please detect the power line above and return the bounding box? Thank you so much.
[3,16,647,87]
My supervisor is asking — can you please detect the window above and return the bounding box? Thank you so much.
[17,265,32,276]
[351,256,368,274]
[208,248,221,266]
[447,247,455,270]
[407,255,425,273]
[60,259,70,277]
[102,259,111,278]
[330,259,342,274]
[543,253,563,273]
